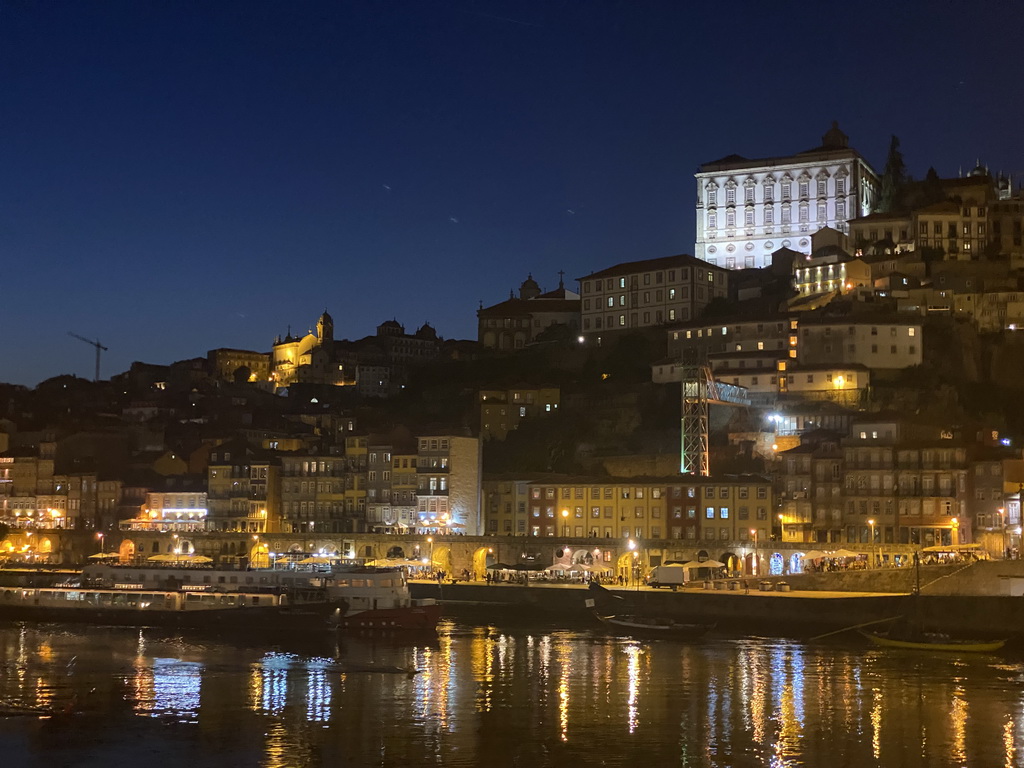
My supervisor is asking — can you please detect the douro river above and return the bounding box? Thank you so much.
[0,613,1021,767]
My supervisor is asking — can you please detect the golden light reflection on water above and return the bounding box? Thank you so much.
[625,642,640,734]
[0,624,1021,767]
[951,685,968,765]
[870,688,882,760]
[555,636,572,742]
[1004,715,1016,768]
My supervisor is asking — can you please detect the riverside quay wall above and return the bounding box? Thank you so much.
[410,576,1024,640]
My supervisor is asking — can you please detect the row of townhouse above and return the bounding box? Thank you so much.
[482,474,774,543]
[1,431,483,544]
[777,416,1024,550]
[653,312,922,406]
[200,433,482,536]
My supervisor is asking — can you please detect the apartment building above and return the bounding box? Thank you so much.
[479,386,560,440]
[416,435,482,535]
[578,254,728,336]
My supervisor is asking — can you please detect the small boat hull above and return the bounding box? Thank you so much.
[596,613,712,639]
[859,630,1006,653]
[335,601,441,631]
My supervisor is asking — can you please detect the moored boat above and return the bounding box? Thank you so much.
[858,630,1006,653]
[0,584,345,630]
[595,612,712,639]
[325,567,440,631]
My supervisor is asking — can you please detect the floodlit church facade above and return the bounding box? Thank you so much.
[694,122,880,269]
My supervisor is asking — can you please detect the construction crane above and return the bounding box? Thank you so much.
[68,332,108,382]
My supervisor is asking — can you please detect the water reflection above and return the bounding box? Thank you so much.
[0,622,1021,767]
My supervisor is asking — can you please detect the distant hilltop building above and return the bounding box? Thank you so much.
[271,311,440,396]
[578,254,728,336]
[477,273,580,350]
[695,122,879,269]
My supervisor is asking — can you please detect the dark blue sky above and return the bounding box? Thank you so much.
[4,0,1022,386]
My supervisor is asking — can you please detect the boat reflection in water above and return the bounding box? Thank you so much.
[0,620,1021,767]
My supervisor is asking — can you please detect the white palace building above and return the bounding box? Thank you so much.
[695,122,880,269]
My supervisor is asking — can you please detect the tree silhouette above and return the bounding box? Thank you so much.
[878,135,907,213]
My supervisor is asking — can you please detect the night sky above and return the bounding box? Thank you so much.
[4,1,1023,386]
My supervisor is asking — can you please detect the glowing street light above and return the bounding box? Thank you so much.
[561,509,569,538]
[96,532,105,554]
[868,518,876,567]
[998,507,1008,558]
[750,528,758,576]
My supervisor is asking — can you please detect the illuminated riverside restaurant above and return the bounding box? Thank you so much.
[119,489,209,533]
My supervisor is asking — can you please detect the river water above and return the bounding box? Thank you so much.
[0,613,1022,768]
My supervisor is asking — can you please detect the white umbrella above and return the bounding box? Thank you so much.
[831,549,862,559]
[686,560,726,569]
[801,550,828,561]
[87,552,118,560]
[147,553,179,562]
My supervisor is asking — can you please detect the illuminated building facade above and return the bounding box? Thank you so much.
[503,475,771,542]
[416,435,482,535]
[364,428,418,532]
[205,442,279,534]
[695,122,879,268]
[278,446,367,535]
[122,487,208,532]
[482,477,531,535]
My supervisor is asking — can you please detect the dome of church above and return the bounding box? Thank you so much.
[519,274,541,300]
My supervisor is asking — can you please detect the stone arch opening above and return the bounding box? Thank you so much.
[616,551,640,586]
[430,544,451,575]
[472,546,495,580]
[251,541,269,569]
[386,546,406,559]
[721,551,740,575]
[119,539,135,563]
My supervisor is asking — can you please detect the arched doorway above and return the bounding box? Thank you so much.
[431,545,451,576]
[472,547,496,581]
[769,553,784,575]
[119,539,135,563]
[721,552,740,576]
[251,541,269,569]
[386,545,406,559]
[616,552,640,587]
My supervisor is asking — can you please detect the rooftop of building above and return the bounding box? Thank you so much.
[697,123,874,174]
[578,253,723,282]
[483,471,772,485]
[477,296,581,317]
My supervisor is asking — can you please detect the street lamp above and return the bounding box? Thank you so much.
[427,536,434,573]
[998,507,1007,558]
[951,517,959,546]
[561,509,569,538]
[96,532,105,554]
[777,513,785,542]
[750,528,758,576]
[868,519,876,567]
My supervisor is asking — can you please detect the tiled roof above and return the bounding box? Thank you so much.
[579,254,720,281]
